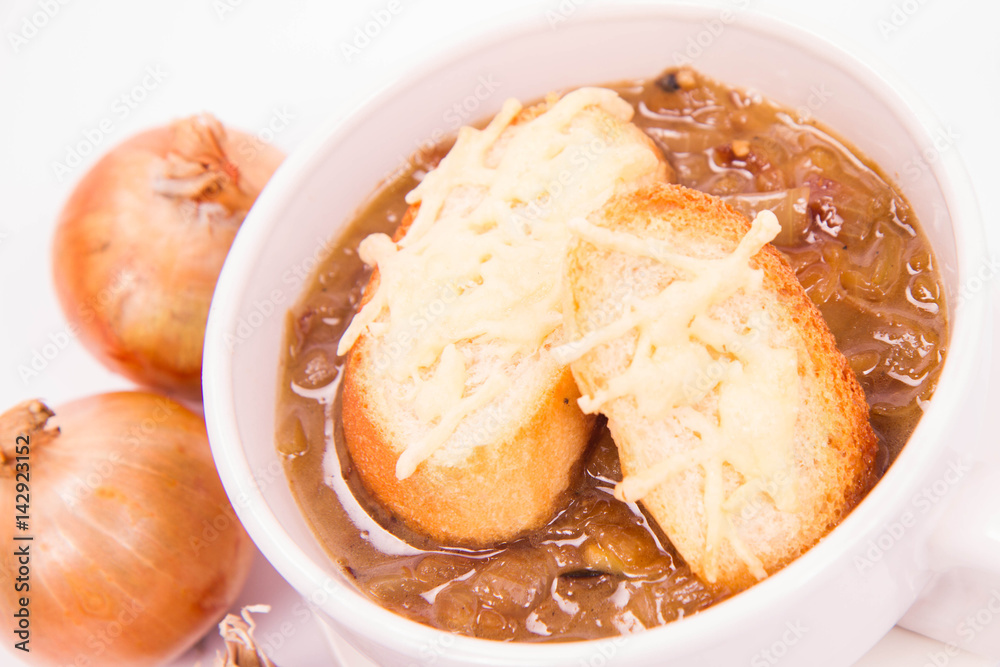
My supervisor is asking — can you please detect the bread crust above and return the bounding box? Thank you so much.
[338,98,614,546]
[566,182,880,592]
[338,92,669,547]
[342,341,591,545]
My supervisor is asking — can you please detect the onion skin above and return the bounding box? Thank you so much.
[52,115,284,399]
[0,392,254,667]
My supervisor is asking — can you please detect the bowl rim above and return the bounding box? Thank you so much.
[203,2,990,660]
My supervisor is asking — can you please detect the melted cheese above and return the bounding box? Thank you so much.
[553,210,799,582]
[337,88,665,479]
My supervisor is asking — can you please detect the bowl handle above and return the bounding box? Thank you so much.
[897,288,1000,659]
[925,466,1000,574]
[897,464,1000,660]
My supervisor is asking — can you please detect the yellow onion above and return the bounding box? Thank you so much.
[52,114,284,399]
[0,392,253,667]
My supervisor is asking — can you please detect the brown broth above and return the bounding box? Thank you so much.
[274,68,948,642]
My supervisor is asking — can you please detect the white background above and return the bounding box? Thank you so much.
[1,0,998,665]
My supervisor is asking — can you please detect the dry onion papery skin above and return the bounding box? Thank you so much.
[0,392,254,667]
[52,114,284,399]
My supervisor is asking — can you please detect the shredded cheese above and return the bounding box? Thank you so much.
[553,210,800,581]
[337,88,665,478]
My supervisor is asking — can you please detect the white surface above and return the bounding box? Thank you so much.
[0,0,998,666]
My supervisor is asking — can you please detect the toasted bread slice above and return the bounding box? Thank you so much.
[338,89,668,545]
[559,183,879,591]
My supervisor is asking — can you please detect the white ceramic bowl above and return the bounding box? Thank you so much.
[203,6,998,666]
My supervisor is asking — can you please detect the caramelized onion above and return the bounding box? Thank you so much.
[721,187,810,246]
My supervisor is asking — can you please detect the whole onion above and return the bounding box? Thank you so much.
[0,392,253,667]
[52,114,284,398]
